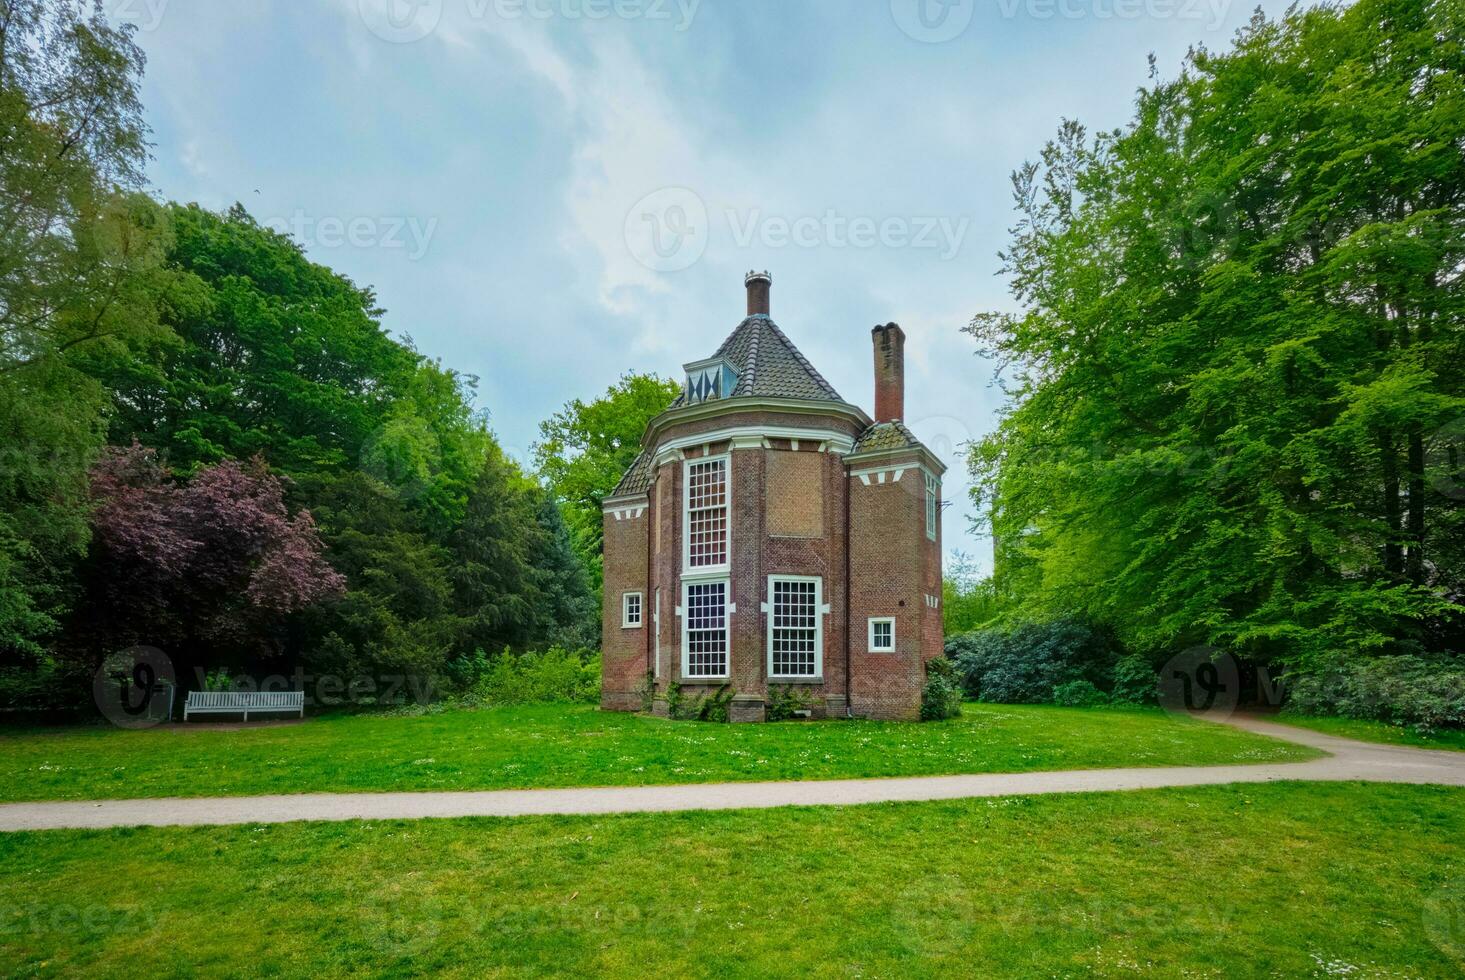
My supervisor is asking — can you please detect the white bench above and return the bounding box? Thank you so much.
[184,690,305,721]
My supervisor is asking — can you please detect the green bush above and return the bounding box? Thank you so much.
[920,657,964,721]
[1053,679,1108,707]
[1285,656,1465,735]
[765,684,812,722]
[946,617,1118,704]
[463,646,601,705]
[664,682,732,722]
[1110,654,1158,705]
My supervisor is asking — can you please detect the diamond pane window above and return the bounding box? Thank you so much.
[684,580,728,677]
[684,357,739,405]
[769,577,820,678]
[686,457,729,569]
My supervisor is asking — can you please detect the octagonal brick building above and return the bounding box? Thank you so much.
[600,272,945,721]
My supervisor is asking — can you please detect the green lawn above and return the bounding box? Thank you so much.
[0,703,1316,803]
[1,782,1461,976]
[1276,714,1465,752]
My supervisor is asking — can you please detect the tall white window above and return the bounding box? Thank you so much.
[925,473,939,541]
[685,456,729,571]
[683,580,729,677]
[622,591,643,628]
[767,576,821,679]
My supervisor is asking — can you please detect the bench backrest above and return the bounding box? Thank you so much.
[185,691,305,709]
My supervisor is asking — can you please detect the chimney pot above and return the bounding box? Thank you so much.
[872,322,905,423]
[745,270,771,316]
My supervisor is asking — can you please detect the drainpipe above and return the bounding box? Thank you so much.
[843,452,853,719]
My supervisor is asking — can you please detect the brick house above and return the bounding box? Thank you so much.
[600,272,945,721]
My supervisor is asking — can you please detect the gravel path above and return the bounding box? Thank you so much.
[1,715,1461,832]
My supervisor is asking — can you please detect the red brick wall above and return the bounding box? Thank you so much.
[600,503,648,711]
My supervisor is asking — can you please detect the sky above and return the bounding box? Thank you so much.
[119,0,1302,574]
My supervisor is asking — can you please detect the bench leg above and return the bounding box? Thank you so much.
[243,709,249,721]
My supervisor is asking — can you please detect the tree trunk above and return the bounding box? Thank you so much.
[1380,429,1403,577]
[1406,428,1426,584]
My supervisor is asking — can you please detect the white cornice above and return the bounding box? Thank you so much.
[642,396,872,448]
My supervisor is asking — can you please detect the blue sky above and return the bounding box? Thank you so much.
[121,0,1299,573]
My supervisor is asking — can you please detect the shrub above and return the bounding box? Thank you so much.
[638,671,655,713]
[700,685,733,723]
[1110,654,1158,705]
[1285,656,1465,735]
[946,616,1117,704]
[468,646,601,705]
[765,684,812,722]
[1053,679,1108,707]
[920,657,964,721]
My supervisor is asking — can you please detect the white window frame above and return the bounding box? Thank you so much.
[682,454,731,575]
[765,575,823,680]
[681,578,730,680]
[925,473,939,542]
[868,617,896,653]
[653,587,661,678]
[621,591,643,629]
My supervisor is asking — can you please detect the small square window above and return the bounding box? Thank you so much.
[868,617,895,653]
[622,592,643,628]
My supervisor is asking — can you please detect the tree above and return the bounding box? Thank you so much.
[0,1,170,653]
[72,443,343,678]
[968,0,1465,670]
[533,372,678,583]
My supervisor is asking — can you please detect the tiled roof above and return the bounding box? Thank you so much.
[669,315,844,407]
[851,420,921,455]
[609,448,654,498]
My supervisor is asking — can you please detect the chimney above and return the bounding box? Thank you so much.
[872,323,905,423]
[745,270,771,316]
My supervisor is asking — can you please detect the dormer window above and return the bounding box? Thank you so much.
[684,357,738,404]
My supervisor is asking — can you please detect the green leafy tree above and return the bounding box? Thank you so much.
[533,372,678,583]
[969,0,1465,671]
[0,2,169,652]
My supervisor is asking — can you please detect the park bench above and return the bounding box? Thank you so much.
[183,690,305,721]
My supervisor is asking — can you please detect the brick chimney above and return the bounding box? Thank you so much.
[745,270,771,316]
[872,322,905,422]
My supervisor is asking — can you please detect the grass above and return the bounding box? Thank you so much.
[0,703,1316,803]
[1,782,1462,976]
[1276,713,1465,752]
